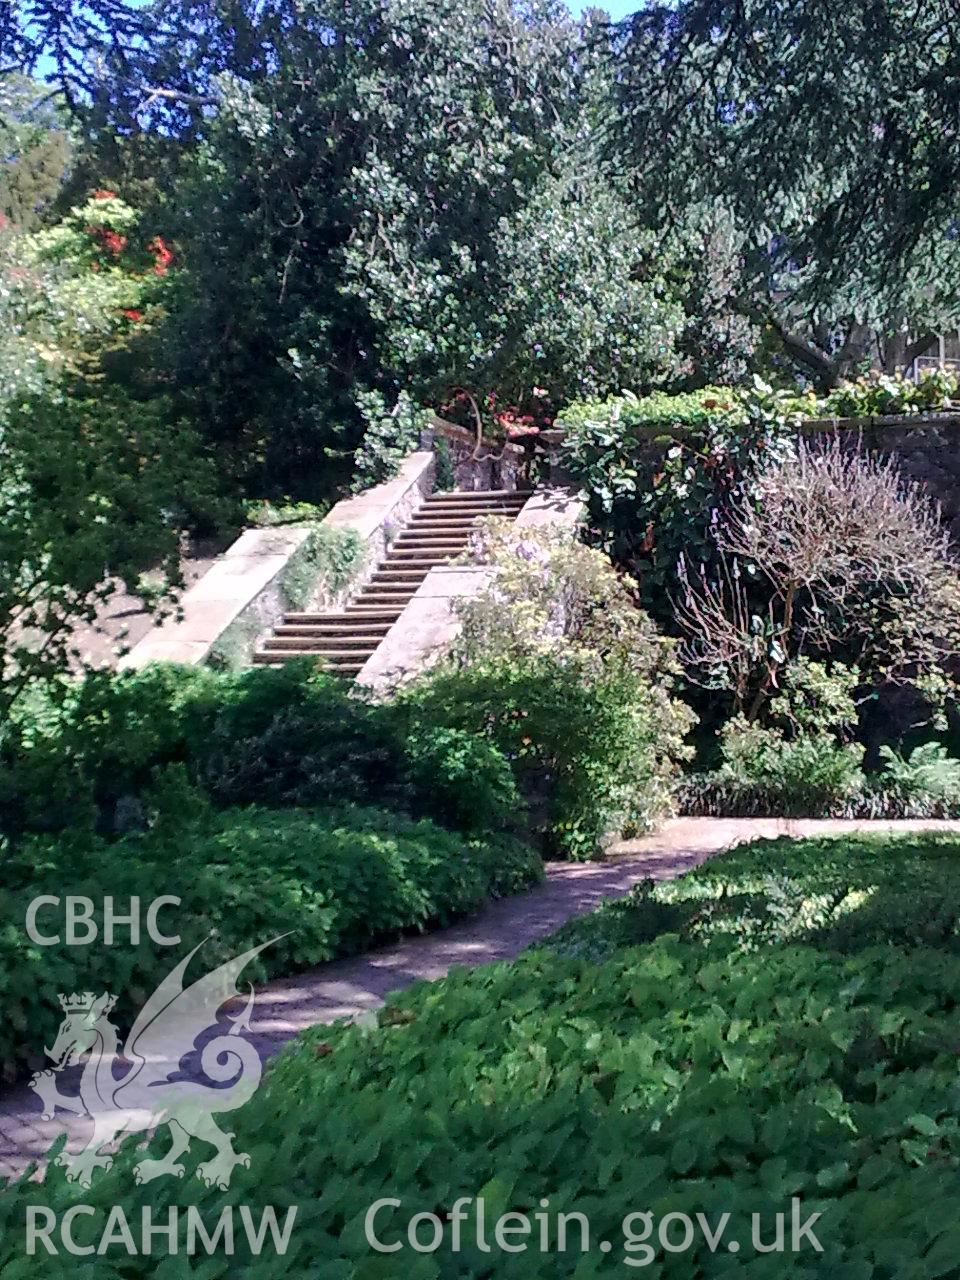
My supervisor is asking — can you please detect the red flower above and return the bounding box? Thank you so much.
[149,235,174,276]
[121,308,144,322]
[88,225,128,257]
[91,189,117,201]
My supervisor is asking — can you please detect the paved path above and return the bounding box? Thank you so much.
[2,816,958,1181]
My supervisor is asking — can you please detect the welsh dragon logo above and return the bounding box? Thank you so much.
[29,937,279,1190]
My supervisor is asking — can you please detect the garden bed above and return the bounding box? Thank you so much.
[9,832,960,1273]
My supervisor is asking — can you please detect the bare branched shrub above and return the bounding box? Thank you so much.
[677,436,960,720]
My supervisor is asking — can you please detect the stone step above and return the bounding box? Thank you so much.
[424,490,530,502]
[393,534,470,547]
[419,504,529,514]
[342,607,405,620]
[261,635,381,653]
[276,619,394,634]
[284,609,403,624]
[388,540,466,552]
[380,555,450,568]
[404,527,477,538]
[407,516,482,527]
[397,525,473,536]
[413,508,520,520]
[359,592,419,605]
[261,643,378,659]
[272,629,390,645]
[253,653,366,673]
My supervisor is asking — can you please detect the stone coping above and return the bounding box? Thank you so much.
[428,414,527,457]
[121,451,436,670]
[356,486,585,690]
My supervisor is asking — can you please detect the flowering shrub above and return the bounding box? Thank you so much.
[439,386,555,443]
[11,190,174,371]
[398,523,695,855]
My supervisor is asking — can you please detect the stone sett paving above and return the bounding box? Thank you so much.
[2,816,958,1183]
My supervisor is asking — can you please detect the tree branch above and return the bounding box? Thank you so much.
[901,331,938,369]
[767,313,839,387]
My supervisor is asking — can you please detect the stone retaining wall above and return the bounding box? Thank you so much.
[808,414,960,541]
[356,485,586,692]
[122,451,436,670]
[425,416,529,491]
[545,411,960,541]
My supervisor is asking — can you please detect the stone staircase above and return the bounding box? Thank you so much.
[254,489,530,676]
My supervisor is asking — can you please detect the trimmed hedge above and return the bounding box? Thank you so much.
[0,804,542,1081]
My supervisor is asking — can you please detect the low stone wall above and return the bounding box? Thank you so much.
[122,451,436,670]
[356,485,586,692]
[426,417,529,492]
[806,414,960,541]
[545,411,960,541]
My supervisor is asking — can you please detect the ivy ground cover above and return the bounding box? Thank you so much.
[6,834,960,1275]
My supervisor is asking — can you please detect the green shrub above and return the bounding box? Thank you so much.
[556,378,794,601]
[878,742,960,808]
[400,725,519,833]
[415,520,694,856]
[694,715,866,817]
[400,656,685,858]
[814,368,959,418]
[0,803,542,1081]
[0,662,522,841]
[281,524,367,610]
[0,664,217,835]
[243,498,330,526]
[351,389,430,493]
[679,727,960,819]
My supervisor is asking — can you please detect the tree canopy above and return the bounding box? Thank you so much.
[612,0,960,383]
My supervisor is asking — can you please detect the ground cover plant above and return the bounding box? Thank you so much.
[546,831,960,962]
[0,659,543,1081]
[8,834,960,1274]
[0,802,541,1082]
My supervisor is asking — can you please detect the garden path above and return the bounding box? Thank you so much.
[2,816,958,1181]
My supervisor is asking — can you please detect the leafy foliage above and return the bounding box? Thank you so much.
[0,393,216,717]
[398,524,695,855]
[611,1,960,385]
[12,834,960,1271]
[0,75,72,229]
[548,832,960,961]
[877,744,960,810]
[557,380,794,600]
[351,391,430,493]
[280,525,367,611]
[0,661,524,841]
[0,802,541,1080]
